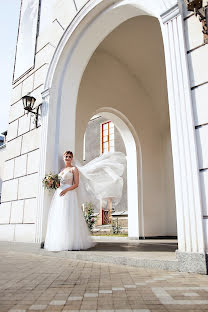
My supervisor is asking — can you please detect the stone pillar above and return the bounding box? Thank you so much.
[161,5,206,273]
[35,89,51,243]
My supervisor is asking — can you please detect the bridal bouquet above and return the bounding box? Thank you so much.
[42,173,60,190]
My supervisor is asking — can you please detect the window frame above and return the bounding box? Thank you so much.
[101,121,115,154]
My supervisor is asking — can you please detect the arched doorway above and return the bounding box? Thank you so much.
[75,14,177,238]
[81,109,142,238]
[37,0,205,261]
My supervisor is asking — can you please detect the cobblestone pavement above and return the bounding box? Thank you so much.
[0,250,208,312]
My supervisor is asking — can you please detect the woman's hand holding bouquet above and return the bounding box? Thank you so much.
[42,173,60,190]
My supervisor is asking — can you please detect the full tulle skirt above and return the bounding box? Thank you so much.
[44,183,95,251]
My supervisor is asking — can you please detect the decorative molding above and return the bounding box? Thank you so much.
[41,88,50,99]
[161,4,180,24]
[44,0,177,91]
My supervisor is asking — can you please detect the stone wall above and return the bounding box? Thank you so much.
[0,0,90,242]
[183,3,208,246]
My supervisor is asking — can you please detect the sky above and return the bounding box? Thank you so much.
[0,0,21,134]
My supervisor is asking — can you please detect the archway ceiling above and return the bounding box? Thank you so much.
[97,16,170,129]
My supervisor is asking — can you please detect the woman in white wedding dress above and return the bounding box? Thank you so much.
[44,151,94,251]
[44,150,126,252]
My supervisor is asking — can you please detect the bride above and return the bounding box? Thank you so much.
[44,150,126,252]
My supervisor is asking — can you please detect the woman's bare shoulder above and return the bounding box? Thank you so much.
[72,166,79,172]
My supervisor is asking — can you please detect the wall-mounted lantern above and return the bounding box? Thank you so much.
[184,0,208,44]
[22,95,41,128]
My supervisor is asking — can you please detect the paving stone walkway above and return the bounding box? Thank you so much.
[0,247,208,312]
[0,240,178,272]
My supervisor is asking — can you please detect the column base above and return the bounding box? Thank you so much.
[176,250,208,274]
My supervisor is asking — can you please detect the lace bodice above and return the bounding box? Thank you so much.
[58,168,74,185]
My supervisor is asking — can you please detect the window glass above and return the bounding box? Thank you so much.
[104,142,108,149]
[109,133,114,140]
[103,123,108,130]
[103,136,108,142]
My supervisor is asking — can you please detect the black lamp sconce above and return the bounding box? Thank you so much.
[184,0,208,44]
[22,95,42,128]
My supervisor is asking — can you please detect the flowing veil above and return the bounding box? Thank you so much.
[72,152,127,207]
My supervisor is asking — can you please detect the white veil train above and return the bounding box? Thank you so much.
[73,152,127,208]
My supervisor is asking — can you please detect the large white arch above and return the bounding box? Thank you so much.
[44,0,177,92]
[37,0,205,264]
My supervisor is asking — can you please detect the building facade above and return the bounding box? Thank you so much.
[0,0,208,273]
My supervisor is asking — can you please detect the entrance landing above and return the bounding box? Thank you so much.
[77,238,178,271]
[0,239,178,272]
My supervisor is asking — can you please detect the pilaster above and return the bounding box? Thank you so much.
[161,5,205,255]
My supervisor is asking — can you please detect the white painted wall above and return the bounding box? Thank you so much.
[162,130,177,236]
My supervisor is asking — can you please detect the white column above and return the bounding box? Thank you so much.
[127,148,140,239]
[161,5,205,253]
[35,89,50,243]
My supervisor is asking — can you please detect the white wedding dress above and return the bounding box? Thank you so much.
[44,152,126,252]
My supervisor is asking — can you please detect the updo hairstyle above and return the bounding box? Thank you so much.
[63,151,73,158]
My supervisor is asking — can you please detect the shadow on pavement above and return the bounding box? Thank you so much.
[86,241,178,252]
